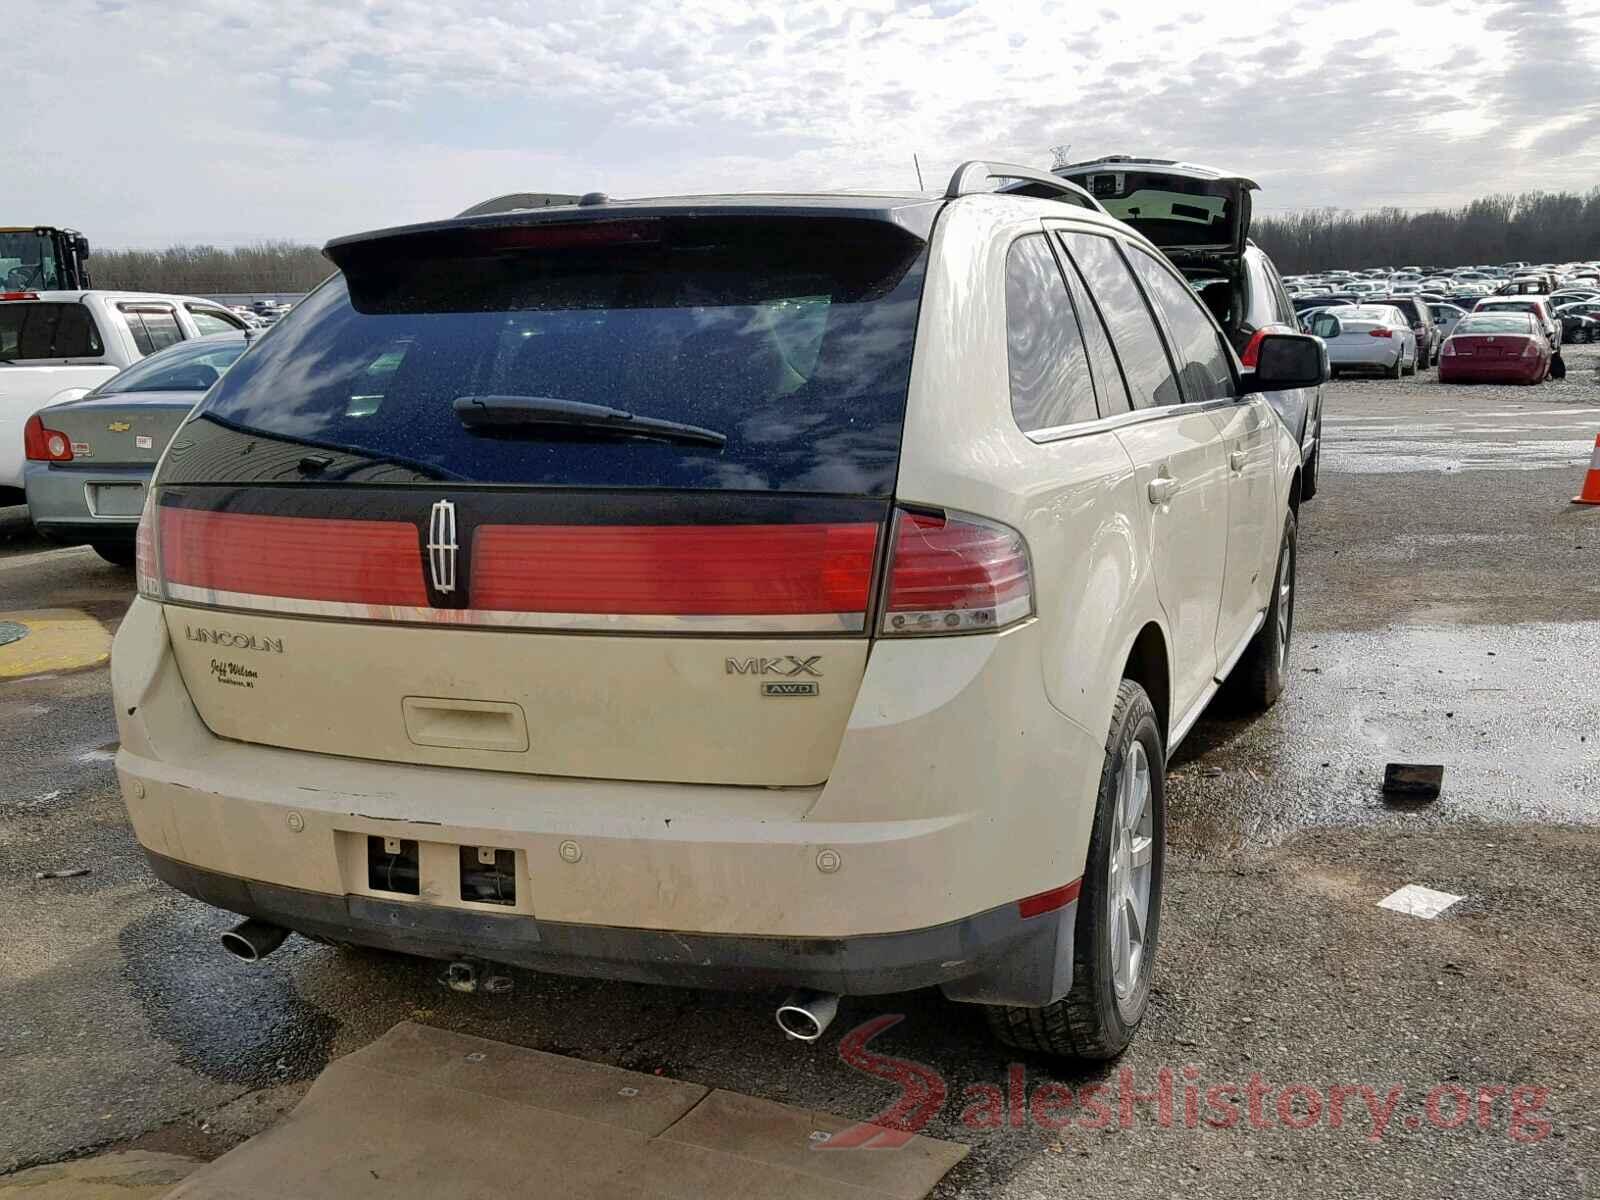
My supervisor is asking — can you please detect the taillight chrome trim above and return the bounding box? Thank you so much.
[160,584,866,634]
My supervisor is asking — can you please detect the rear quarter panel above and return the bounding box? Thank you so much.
[893,200,1168,753]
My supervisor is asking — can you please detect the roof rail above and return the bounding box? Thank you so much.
[944,161,1103,211]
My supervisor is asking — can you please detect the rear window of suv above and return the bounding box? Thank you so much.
[188,217,928,495]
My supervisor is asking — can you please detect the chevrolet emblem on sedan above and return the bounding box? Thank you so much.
[107,421,132,432]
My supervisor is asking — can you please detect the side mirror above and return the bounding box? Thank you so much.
[1243,333,1329,392]
[74,235,91,258]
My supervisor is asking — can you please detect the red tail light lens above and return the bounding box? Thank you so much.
[23,414,74,462]
[1520,338,1541,357]
[880,510,1033,636]
[472,523,879,623]
[1368,329,1394,339]
[159,509,428,607]
[1239,324,1297,367]
[1441,340,1456,356]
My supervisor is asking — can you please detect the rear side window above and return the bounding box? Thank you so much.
[1128,248,1235,403]
[0,302,103,359]
[187,305,246,335]
[120,305,184,356]
[1004,234,1097,433]
[1058,233,1182,409]
[1242,255,1284,332]
[190,217,927,493]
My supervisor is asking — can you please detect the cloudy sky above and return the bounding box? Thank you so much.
[10,0,1600,248]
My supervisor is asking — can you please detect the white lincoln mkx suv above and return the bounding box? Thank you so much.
[113,162,1324,1059]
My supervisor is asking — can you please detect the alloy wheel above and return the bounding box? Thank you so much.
[1275,537,1295,671]
[1107,740,1154,1016]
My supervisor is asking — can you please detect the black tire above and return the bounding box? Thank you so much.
[1551,353,1567,381]
[1389,355,1404,380]
[92,541,136,567]
[984,679,1165,1061]
[1222,510,1297,712]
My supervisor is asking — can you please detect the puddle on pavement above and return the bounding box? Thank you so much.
[1167,621,1600,858]
[121,905,338,1088]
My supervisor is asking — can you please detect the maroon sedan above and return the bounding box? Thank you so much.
[1437,313,1551,384]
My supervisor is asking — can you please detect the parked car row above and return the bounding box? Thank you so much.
[1292,269,1581,384]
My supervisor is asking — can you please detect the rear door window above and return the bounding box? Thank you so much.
[1128,248,1236,403]
[186,305,247,334]
[1004,234,1098,433]
[1058,232,1183,409]
[0,302,103,359]
[186,217,928,494]
[120,305,185,355]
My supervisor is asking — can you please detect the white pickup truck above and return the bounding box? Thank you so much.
[0,290,250,500]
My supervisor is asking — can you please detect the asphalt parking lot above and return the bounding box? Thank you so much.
[2,349,1598,1198]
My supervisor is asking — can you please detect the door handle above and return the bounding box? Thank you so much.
[1229,450,1246,473]
[1147,476,1181,505]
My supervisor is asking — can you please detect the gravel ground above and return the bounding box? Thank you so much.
[2,345,1597,1198]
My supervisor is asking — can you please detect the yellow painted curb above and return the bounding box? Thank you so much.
[0,609,112,679]
[0,1150,202,1197]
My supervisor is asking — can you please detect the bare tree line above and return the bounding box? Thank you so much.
[1254,188,1600,273]
[90,241,331,295]
[87,187,1600,293]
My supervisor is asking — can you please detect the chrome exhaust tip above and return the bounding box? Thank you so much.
[221,919,289,962]
[775,990,840,1042]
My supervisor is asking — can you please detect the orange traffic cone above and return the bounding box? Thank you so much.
[1576,433,1600,505]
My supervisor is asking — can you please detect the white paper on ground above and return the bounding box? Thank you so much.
[1378,884,1465,919]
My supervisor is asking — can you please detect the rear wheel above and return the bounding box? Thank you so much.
[1389,355,1404,380]
[91,542,136,568]
[1221,510,1296,712]
[984,680,1165,1061]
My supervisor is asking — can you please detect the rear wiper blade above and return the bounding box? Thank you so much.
[452,395,727,448]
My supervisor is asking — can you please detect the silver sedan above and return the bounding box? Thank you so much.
[1306,305,1419,378]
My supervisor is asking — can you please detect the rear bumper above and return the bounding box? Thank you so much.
[113,597,1103,1005]
[1438,360,1544,383]
[23,462,147,543]
[144,849,1075,1000]
[1326,342,1400,370]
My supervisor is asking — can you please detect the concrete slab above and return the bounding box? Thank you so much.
[0,1151,201,1198]
[164,1023,966,1200]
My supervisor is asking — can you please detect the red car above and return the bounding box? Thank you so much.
[1438,313,1551,384]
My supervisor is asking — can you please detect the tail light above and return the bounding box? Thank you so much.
[472,522,879,623]
[135,492,161,599]
[23,414,73,462]
[1441,340,1456,356]
[1,291,40,301]
[1239,324,1297,367]
[1368,329,1394,339]
[1520,338,1541,357]
[160,508,429,607]
[880,510,1033,636]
